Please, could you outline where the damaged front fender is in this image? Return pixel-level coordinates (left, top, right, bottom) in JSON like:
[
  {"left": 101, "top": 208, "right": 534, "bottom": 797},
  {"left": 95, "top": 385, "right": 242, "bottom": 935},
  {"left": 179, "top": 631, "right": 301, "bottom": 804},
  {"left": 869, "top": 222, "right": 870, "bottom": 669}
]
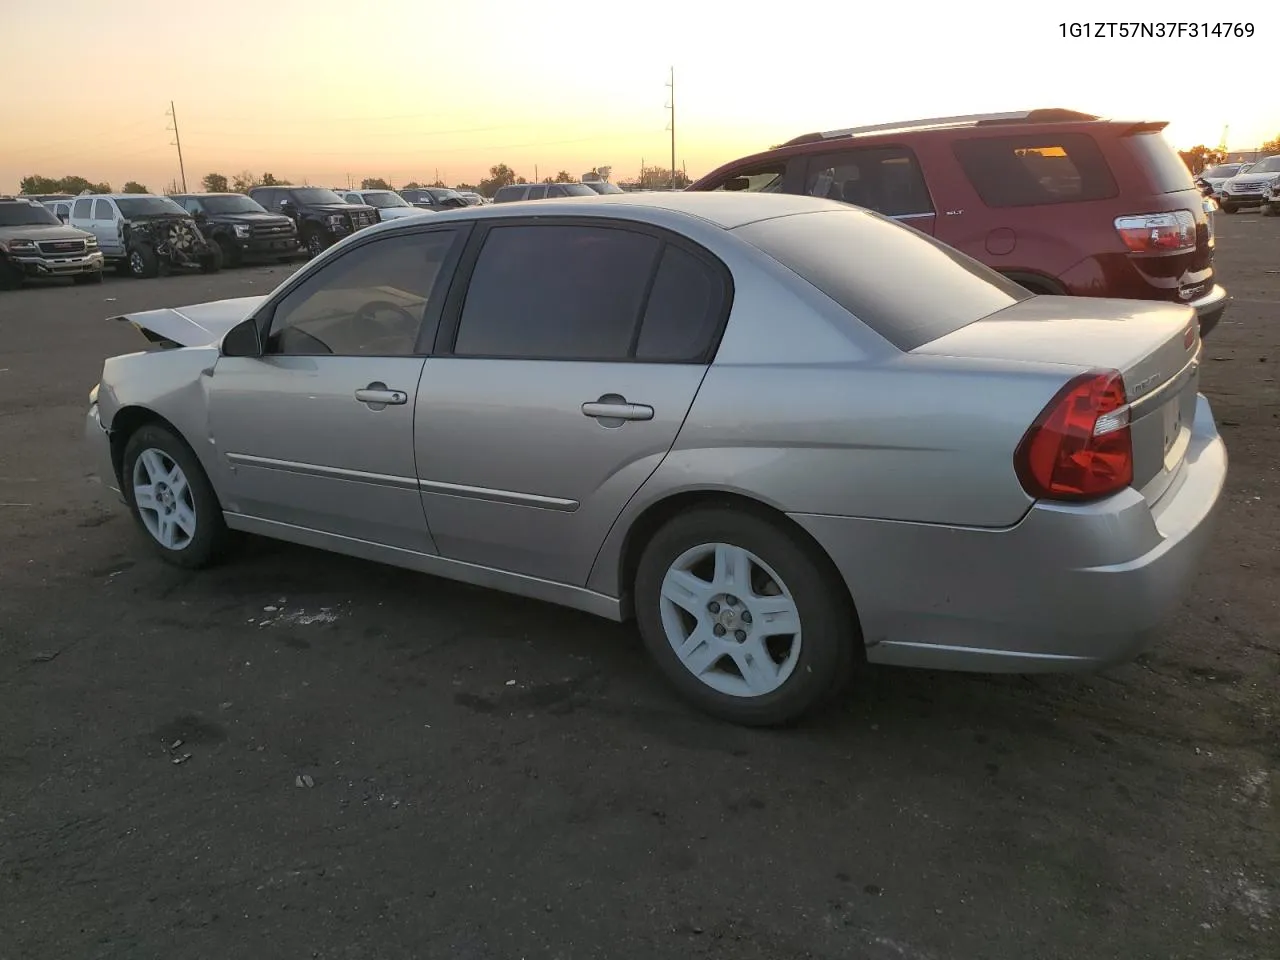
[{"left": 113, "top": 296, "right": 267, "bottom": 349}]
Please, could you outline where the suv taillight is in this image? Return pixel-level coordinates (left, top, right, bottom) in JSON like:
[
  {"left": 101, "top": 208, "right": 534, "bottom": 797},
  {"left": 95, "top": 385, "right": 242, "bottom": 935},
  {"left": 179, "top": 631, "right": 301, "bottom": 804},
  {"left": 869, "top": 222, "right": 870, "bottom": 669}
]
[
  {"left": 1014, "top": 371, "right": 1133, "bottom": 502},
  {"left": 1114, "top": 210, "right": 1197, "bottom": 254}
]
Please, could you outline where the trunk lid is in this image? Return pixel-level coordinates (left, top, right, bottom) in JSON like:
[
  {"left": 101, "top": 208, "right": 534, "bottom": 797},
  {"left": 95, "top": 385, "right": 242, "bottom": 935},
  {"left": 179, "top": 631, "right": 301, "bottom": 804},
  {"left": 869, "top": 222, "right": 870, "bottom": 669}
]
[{"left": 914, "top": 295, "right": 1202, "bottom": 504}]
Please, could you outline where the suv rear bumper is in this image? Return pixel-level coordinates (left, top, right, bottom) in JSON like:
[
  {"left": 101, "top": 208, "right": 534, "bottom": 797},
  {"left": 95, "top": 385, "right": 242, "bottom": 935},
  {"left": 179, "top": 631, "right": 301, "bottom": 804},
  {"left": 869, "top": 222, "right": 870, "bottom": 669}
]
[{"left": 1188, "top": 283, "right": 1228, "bottom": 337}]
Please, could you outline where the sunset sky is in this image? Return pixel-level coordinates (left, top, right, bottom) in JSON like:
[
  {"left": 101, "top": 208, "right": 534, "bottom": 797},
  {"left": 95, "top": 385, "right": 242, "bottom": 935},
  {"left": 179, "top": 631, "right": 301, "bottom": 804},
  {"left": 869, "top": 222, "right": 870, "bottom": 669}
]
[{"left": 3, "top": 0, "right": 1274, "bottom": 193}]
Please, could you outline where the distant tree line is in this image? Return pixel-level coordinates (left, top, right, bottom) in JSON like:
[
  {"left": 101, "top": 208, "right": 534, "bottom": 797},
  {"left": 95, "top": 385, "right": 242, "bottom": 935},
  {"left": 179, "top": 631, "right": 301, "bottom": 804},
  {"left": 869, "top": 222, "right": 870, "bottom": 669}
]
[{"left": 18, "top": 160, "right": 695, "bottom": 200}]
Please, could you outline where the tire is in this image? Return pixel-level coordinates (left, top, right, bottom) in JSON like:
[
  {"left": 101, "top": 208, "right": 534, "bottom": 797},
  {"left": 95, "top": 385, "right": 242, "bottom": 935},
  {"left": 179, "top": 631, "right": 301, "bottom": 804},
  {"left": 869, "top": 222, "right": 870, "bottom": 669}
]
[
  {"left": 1221, "top": 203, "right": 1238, "bottom": 214},
  {"left": 200, "top": 243, "right": 223, "bottom": 274},
  {"left": 633, "top": 506, "right": 858, "bottom": 727},
  {"left": 128, "top": 245, "right": 159, "bottom": 278},
  {"left": 0, "top": 258, "right": 23, "bottom": 291},
  {"left": 121, "top": 424, "right": 230, "bottom": 569},
  {"left": 73, "top": 270, "right": 104, "bottom": 285},
  {"left": 304, "top": 228, "right": 327, "bottom": 258},
  {"left": 217, "top": 237, "right": 242, "bottom": 268}
]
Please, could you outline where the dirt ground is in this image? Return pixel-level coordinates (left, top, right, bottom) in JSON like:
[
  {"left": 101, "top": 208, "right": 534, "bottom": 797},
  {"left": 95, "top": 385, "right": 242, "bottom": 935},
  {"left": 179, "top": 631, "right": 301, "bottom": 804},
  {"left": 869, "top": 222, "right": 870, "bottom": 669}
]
[{"left": 0, "top": 216, "right": 1276, "bottom": 960}]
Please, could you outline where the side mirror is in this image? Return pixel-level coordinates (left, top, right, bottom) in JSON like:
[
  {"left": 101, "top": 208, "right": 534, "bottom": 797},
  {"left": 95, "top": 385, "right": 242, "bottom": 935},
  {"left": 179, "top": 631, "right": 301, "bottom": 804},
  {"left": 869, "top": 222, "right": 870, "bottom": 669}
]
[
  {"left": 279, "top": 200, "right": 295, "bottom": 212},
  {"left": 221, "top": 317, "right": 263, "bottom": 358}
]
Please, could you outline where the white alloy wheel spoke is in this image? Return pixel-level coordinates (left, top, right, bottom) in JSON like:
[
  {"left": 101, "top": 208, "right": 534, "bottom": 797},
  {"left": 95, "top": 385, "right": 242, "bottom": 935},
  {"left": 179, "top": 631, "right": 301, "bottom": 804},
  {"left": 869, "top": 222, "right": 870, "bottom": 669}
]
[
  {"left": 167, "top": 467, "right": 189, "bottom": 498},
  {"left": 676, "top": 625, "right": 722, "bottom": 677},
  {"left": 712, "top": 544, "right": 753, "bottom": 596},
  {"left": 750, "top": 595, "right": 801, "bottom": 637},
  {"left": 173, "top": 503, "right": 197, "bottom": 537},
  {"left": 661, "top": 568, "right": 711, "bottom": 616},
  {"left": 133, "top": 484, "right": 159, "bottom": 512},
  {"left": 157, "top": 515, "right": 180, "bottom": 549},
  {"left": 731, "top": 640, "right": 779, "bottom": 695},
  {"left": 140, "top": 449, "right": 167, "bottom": 484}
]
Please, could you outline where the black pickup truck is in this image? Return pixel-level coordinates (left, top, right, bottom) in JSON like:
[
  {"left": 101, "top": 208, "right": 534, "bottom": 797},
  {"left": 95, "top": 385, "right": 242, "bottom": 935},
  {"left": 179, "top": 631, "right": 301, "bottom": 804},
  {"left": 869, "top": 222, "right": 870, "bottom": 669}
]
[
  {"left": 248, "top": 186, "right": 378, "bottom": 257},
  {"left": 171, "top": 193, "right": 302, "bottom": 266}
]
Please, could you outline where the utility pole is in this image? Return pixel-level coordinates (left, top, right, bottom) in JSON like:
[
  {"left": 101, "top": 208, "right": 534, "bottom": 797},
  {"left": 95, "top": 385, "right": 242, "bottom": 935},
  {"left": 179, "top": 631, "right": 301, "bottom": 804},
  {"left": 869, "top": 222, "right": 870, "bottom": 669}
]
[
  {"left": 665, "top": 67, "right": 675, "bottom": 189},
  {"left": 166, "top": 101, "right": 188, "bottom": 193}
]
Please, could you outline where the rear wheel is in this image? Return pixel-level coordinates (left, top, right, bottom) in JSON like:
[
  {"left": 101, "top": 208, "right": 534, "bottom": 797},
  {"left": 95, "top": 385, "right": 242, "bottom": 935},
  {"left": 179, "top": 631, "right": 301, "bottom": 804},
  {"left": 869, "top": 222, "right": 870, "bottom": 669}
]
[
  {"left": 633, "top": 506, "right": 858, "bottom": 726},
  {"left": 122, "top": 424, "right": 229, "bottom": 569}
]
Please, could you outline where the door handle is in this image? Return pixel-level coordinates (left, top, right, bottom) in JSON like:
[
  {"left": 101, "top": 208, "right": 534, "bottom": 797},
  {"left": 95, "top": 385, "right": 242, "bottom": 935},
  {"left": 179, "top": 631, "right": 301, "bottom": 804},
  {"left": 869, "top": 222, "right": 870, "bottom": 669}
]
[
  {"left": 355, "top": 382, "right": 408, "bottom": 407},
  {"left": 582, "top": 399, "right": 654, "bottom": 422}
]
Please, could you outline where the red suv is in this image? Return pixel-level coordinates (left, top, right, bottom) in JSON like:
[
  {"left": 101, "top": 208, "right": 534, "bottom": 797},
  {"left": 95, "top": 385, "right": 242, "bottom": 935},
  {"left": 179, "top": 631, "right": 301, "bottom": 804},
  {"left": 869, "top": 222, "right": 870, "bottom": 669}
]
[{"left": 689, "top": 108, "right": 1228, "bottom": 335}]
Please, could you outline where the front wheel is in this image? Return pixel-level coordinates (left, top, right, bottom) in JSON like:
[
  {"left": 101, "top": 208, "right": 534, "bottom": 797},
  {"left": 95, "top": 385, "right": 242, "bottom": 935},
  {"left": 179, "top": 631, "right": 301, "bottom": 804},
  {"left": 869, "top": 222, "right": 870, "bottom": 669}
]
[
  {"left": 1221, "top": 203, "right": 1238, "bottom": 214},
  {"left": 304, "top": 229, "right": 327, "bottom": 258},
  {"left": 200, "top": 243, "right": 223, "bottom": 274},
  {"left": 634, "top": 506, "right": 858, "bottom": 726},
  {"left": 0, "top": 258, "right": 23, "bottom": 291},
  {"left": 128, "top": 245, "right": 159, "bottom": 278},
  {"left": 122, "top": 424, "right": 230, "bottom": 569}
]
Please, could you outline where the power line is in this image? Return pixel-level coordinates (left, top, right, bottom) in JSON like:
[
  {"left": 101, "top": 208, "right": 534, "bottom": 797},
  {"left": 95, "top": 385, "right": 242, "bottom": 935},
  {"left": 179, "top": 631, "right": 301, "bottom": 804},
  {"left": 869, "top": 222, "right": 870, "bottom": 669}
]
[{"left": 166, "top": 101, "right": 188, "bottom": 193}]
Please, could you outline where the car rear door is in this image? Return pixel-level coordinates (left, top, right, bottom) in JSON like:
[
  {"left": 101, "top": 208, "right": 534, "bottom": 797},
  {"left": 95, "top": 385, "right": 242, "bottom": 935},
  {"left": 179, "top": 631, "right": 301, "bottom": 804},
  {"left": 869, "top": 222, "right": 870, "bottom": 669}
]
[
  {"left": 91, "top": 198, "right": 123, "bottom": 255},
  {"left": 414, "top": 217, "right": 732, "bottom": 586},
  {"left": 205, "top": 224, "right": 467, "bottom": 552}
]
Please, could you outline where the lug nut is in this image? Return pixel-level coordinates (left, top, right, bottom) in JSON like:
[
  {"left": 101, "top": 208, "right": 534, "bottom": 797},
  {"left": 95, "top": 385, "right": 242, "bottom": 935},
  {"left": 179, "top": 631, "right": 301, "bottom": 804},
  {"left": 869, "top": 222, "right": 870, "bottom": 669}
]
[
  {"left": 708, "top": 601, "right": 720, "bottom": 614},
  {"left": 713, "top": 624, "right": 726, "bottom": 637},
  {"left": 741, "top": 611, "right": 752, "bottom": 624},
  {"left": 734, "top": 629, "right": 746, "bottom": 642},
  {"left": 725, "top": 595, "right": 739, "bottom": 607}
]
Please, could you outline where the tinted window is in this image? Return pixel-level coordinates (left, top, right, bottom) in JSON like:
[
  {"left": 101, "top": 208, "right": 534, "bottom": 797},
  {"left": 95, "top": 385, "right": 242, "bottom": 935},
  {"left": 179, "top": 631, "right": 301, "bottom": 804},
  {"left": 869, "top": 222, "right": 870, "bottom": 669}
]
[
  {"left": 73, "top": 199, "right": 91, "bottom": 219},
  {"left": 0, "top": 202, "right": 59, "bottom": 226},
  {"left": 710, "top": 164, "right": 786, "bottom": 193},
  {"left": 493, "top": 186, "right": 525, "bottom": 203},
  {"left": 804, "top": 147, "right": 933, "bottom": 217},
  {"left": 733, "top": 209, "right": 1031, "bottom": 352},
  {"left": 116, "top": 197, "right": 187, "bottom": 217},
  {"left": 560, "top": 183, "right": 597, "bottom": 197},
  {"left": 93, "top": 199, "right": 115, "bottom": 220},
  {"left": 1126, "top": 132, "right": 1199, "bottom": 194},
  {"left": 287, "top": 188, "right": 346, "bottom": 205},
  {"left": 526, "top": 185, "right": 548, "bottom": 200},
  {"left": 454, "top": 224, "right": 660, "bottom": 360},
  {"left": 634, "top": 245, "right": 726, "bottom": 362},
  {"left": 267, "top": 230, "right": 460, "bottom": 357},
  {"left": 953, "top": 133, "right": 1118, "bottom": 207}
]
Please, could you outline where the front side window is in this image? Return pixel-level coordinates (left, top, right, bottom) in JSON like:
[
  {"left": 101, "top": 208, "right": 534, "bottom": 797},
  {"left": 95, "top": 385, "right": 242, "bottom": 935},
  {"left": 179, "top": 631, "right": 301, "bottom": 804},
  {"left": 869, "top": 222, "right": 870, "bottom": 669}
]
[
  {"left": 804, "top": 147, "right": 933, "bottom": 217},
  {"left": 266, "top": 230, "right": 460, "bottom": 357},
  {"left": 709, "top": 163, "right": 787, "bottom": 193},
  {"left": 453, "top": 224, "right": 660, "bottom": 360},
  {"left": 953, "top": 133, "right": 1118, "bottom": 207}
]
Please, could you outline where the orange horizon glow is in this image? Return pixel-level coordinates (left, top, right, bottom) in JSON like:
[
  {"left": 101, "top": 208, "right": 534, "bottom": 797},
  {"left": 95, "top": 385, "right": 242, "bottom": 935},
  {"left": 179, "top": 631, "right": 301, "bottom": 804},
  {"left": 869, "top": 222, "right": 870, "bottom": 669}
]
[{"left": 3, "top": 0, "right": 1274, "bottom": 194}]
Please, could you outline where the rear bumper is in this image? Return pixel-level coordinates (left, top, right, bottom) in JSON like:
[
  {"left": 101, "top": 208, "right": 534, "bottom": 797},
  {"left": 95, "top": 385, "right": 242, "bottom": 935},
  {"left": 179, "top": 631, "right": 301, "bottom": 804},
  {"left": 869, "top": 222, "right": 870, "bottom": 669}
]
[
  {"left": 11, "top": 251, "right": 104, "bottom": 277},
  {"left": 790, "top": 394, "right": 1227, "bottom": 673},
  {"left": 1189, "top": 283, "right": 1229, "bottom": 337}
]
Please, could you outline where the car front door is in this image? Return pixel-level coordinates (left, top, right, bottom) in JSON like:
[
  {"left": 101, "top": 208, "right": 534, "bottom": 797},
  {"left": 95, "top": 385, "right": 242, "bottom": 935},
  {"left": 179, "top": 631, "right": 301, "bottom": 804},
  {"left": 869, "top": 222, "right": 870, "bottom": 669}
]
[
  {"left": 205, "top": 224, "right": 467, "bottom": 552},
  {"left": 414, "top": 218, "right": 731, "bottom": 586},
  {"left": 92, "top": 198, "right": 124, "bottom": 255}
]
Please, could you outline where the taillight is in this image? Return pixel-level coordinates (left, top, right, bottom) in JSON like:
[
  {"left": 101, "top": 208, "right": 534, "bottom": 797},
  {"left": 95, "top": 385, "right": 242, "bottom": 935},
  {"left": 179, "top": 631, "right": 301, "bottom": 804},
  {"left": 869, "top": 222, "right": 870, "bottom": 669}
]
[
  {"left": 1114, "top": 210, "right": 1197, "bottom": 254},
  {"left": 1014, "top": 370, "right": 1133, "bottom": 502}
]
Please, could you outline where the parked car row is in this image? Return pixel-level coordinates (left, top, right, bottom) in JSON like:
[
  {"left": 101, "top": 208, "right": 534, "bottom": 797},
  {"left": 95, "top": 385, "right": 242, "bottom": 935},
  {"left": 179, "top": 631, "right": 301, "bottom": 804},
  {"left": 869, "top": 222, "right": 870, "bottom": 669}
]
[
  {"left": 1207, "top": 155, "right": 1280, "bottom": 214},
  {"left": 686, "top": 107, "right": 1231, "bottom": 336}
]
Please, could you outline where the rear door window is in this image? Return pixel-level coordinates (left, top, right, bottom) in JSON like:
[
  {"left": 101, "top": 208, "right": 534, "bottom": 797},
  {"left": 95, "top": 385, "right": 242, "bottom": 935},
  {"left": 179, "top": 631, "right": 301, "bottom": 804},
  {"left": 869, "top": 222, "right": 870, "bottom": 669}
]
[
  {"left": 93, "top": 199, "right": 115, "bottom": 220},
  {"left": 526, "top": 185, "right": 548, "bottom": 200},
  {"left": 72, "top": 199, "right": 91, "bottom": 219},
  {"left": 952, "top": 133, "right": 1118, "bottom": 207},
  {"left": 803, "top": 147, "right": 933, "bottom": 217}
]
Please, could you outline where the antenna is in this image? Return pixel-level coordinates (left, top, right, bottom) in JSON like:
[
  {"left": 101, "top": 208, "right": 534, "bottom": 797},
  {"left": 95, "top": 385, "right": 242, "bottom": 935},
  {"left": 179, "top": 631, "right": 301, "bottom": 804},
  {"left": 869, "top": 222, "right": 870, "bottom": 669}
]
[
  {"left": 165, "top": 101, "right": 188, "bottom": 193},
  {"left": 664, "top": 68, "right": 676, "bottom": 188}
]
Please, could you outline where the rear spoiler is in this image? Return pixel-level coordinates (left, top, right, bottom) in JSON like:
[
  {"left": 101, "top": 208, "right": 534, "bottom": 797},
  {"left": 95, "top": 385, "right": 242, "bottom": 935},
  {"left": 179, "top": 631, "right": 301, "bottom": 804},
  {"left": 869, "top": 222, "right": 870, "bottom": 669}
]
[{"left": 1121, "top": 120, "right": 1170, "bottom": 137}]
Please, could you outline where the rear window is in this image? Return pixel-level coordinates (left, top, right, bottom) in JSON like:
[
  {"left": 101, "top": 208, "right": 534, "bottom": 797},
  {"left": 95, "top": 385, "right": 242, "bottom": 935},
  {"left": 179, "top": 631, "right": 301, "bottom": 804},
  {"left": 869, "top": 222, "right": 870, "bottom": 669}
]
[
  {"left": 732, "top": 209, "right": 1031, "bottom": 352},
  {"left": 1125, "top": 132, "right": 1198, "bottom": 194},
  {"left": 953, "top": 133, "right": 1118, "bottom": 207}
]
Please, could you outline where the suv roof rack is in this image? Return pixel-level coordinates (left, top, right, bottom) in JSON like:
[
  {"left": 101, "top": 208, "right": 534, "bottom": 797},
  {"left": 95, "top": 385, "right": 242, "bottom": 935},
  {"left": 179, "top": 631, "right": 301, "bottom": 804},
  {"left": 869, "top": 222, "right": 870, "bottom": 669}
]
[{"left": 779, "top": 108, "right": 1101, "bottom": 147}]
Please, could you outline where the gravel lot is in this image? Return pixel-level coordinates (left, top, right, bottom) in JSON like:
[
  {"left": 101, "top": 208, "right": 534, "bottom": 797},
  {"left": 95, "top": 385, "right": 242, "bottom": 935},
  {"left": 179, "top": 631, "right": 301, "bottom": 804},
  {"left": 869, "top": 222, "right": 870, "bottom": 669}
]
[{"left": 1, "top": 216, "right": 1276, "bottom": 960}]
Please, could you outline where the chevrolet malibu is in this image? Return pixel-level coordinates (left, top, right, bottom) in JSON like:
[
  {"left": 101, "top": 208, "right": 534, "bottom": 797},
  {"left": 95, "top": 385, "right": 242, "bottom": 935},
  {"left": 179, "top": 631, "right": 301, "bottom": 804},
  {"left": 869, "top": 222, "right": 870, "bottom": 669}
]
[{"left": 84, "top": 192, "right": 1227, "bottom": 726}]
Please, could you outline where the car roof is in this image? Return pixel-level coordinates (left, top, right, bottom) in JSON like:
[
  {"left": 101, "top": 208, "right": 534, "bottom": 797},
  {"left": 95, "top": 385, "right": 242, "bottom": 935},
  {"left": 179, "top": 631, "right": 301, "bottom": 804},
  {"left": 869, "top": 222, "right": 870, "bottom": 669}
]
[{"left": 356, "top": 191, "right": 848, "bottom": 233}]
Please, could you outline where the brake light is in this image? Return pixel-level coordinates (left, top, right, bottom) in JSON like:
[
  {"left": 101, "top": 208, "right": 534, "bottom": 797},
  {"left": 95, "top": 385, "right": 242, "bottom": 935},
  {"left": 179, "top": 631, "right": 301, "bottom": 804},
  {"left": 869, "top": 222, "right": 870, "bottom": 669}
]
[
  {"left": 1114, "top": 210, "right": 1197, "bottom": 254},
  {"left": 1014, "top": 370, "right": 1133, "bottom": 502}
]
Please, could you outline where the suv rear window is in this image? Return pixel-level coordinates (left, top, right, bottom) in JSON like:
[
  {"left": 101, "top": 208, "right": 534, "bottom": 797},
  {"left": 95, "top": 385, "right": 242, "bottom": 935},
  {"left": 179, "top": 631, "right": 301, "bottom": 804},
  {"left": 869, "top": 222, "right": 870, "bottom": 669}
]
[
  {"left": 1125, "top": 132, "right": 1199, "bottom": 194},
  {"left": 732, "top": 209, "right": 1030, "bottom": 352},
  {"left": 952, "top": 133, "right": 1118, "bottom": 207}
]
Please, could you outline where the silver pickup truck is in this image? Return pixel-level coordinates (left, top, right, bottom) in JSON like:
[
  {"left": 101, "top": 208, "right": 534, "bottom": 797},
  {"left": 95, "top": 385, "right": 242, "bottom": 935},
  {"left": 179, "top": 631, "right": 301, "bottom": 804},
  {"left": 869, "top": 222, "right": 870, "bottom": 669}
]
[{"left": 0, "top": 196, "right": 104, "bottom": 288}]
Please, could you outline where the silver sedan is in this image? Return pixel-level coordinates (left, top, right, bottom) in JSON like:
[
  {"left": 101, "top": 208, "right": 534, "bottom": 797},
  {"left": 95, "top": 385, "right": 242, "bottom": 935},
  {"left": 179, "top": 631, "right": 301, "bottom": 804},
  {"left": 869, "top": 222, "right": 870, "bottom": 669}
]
[{"left": 84, "top": 192, "right": 1228, "bottom": 726}]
